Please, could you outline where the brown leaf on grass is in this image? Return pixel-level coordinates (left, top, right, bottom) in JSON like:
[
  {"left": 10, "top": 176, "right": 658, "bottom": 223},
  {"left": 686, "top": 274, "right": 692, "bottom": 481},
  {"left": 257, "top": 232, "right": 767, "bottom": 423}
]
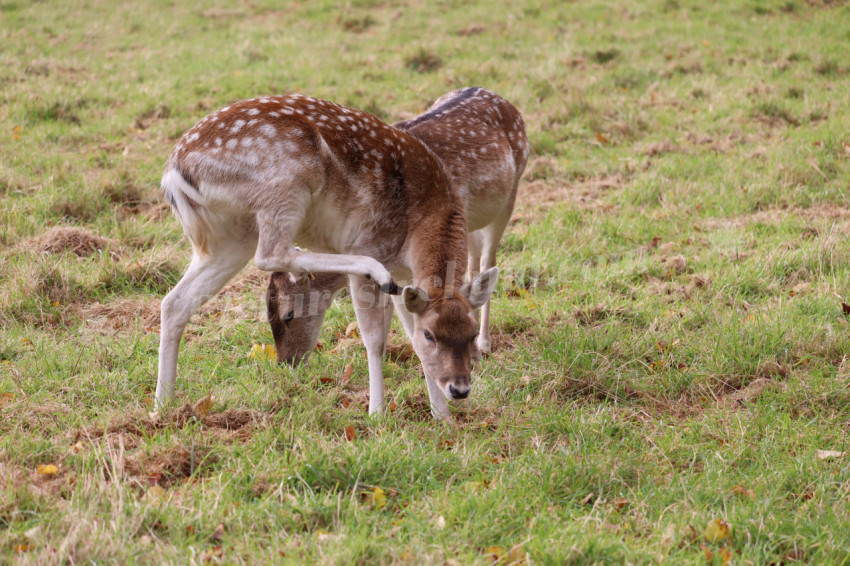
[
  {"left": 344, "top": 425, "right": 356, "bottom": 441},
  {"left": 842, "top": 302, "right": 850, "bottom": 315},
  {"left": 456, "top": 24, "right": 486, "bottom": 36},
  {"left": 815, "top": 449, "right": 844, "bottom": 460},
  {"left": 210, "top": 523, "right": 224, "bottom": 542},
  {"left": 341, "top": 364, "right": 354, "bottom": 386},
  {"left": 200, "top": 545, "right": 224, "bottom": 563},
  {"left": 777, "top": 549, "right": 805, "bottom": 563},
  {"left": 613, "top": 497, "right": 629, "bottom": 509},
  {"left": 595, "top": 132, "right": 610, "bottom": 144},
  {"left": 581, "top": 492, "right": 595, "bottom": 505},
  {"left": 0, "top": 392, "right": 14, "bottom": 406},
  {"left": 729, "top": 485, "right": 755, "bottom": 499},
  {"left": 13, "top": 544, "right": 34, "bottom": 554}
]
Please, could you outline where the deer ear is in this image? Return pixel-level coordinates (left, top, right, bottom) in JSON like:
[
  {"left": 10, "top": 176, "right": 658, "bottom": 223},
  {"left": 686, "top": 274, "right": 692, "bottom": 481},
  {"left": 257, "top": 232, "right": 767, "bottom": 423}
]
[
  {"left": 462, "top": 266, "right": 499, "bottom": 308},
  {"left": 402, "top": 286, "right": 429, "bottom": 314}
]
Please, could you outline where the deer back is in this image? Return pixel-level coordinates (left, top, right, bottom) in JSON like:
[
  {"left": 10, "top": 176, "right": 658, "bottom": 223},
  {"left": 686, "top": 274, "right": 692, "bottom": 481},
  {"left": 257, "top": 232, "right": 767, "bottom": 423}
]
[{"left": 393, "top": 87, "right": 529, "bottom": 231}]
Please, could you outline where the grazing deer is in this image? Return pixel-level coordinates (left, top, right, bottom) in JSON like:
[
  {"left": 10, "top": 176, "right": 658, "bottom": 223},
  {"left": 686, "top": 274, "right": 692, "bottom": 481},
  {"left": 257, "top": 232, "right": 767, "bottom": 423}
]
[
  {"left": 155, "top": 93, "right": 500, "bottom": 420},
  {"left": 268, "top": 87, "right": 528, "bottom": 370}
]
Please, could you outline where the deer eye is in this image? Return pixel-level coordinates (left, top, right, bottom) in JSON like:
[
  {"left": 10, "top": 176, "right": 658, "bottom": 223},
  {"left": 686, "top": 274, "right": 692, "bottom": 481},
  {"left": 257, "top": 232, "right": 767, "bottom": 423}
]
[
  {"left": 284, "top": 310, "right": 295, "bottom": 322},
  {"left": 423, "top": 330, "right": 435, "bottom": 343}
]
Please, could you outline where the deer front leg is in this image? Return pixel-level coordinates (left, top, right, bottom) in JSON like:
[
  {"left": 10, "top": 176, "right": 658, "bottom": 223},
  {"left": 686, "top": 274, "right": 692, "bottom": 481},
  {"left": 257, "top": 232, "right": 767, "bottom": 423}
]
[
  {"left": 349, "top": 275, "right": 394, "bottom": 415},
  {"left": 390, "top": 294, "right": 452, "bottom": 422}
]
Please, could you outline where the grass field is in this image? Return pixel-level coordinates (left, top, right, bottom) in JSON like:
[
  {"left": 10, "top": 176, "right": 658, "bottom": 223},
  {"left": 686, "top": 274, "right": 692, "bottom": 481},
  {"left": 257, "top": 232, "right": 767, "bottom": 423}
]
[{"left": 2, "top": 0, "right": 850, "bottom": 563}]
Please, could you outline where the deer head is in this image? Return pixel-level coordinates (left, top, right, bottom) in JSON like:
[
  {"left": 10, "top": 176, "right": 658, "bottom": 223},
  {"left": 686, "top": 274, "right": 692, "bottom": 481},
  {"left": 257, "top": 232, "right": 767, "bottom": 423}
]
[
  {"left": 401, "top": 267, "right": 499, "bottom": 399},
  {"left": 266, "top": 271, "right": 347, "bottom": 365}
]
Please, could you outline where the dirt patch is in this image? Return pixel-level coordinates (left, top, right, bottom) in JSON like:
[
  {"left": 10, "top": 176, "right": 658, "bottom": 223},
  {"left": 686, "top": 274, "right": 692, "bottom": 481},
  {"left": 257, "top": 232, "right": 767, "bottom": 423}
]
[
  {"left": 79, "top": 298, "right": 161, "bottom": 333},
  {"left": 124, "top": 442, "right": 217, "bottom": 488},
  {"left": 574, "top": 305, "right": 634, "bottom": 326},
  {"left": 716, "top": 377, "right": 787, "bottom": 410},
  {"left": 516, "top": 175, "right": 623, "bottom": 214},
  {"left": 75, "top": 405, "right": 266, "bottom": 447},
  {"left": 22, "top": 226, "right": 120, "bottom": 259},
  {"left": 700, "top": 204, "right": 850, "bottom": 231},
  {"left": 0, "top": 461, "right": 75, "bottom": 501}
]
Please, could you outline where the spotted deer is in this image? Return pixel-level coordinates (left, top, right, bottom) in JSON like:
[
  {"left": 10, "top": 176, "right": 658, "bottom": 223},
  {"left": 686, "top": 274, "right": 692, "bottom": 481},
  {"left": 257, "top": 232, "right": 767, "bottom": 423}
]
[
  {"left": 268, "top": 87, "right": 528, "bottom": 370},
  {"left": 155, "top": 93, "right": 499, "bottom": 420}
]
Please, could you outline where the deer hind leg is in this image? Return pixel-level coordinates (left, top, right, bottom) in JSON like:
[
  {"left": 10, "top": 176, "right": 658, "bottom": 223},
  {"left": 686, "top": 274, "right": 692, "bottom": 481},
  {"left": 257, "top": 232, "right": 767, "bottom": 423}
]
[
  {"left": 476, "top": 209, "right": 513, "bottom": 354},
  {"left": 253, "top": 210, "right": 399, "bottom": 293},
  {"left": 349, "top": 275, "right": 394, "bottom": 415},
  {"left": 156, "top": 237, "right": 256, "bottom": 407}
]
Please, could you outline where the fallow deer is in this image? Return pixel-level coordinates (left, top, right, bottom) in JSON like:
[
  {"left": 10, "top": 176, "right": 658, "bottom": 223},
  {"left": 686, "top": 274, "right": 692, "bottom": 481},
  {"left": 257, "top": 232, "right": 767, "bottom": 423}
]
[
  {"left": 155, "top": 93, "right": 499, "bottom": 420},
  {"left": 267, "top": 88, "right": 528, "bottom": 376}
]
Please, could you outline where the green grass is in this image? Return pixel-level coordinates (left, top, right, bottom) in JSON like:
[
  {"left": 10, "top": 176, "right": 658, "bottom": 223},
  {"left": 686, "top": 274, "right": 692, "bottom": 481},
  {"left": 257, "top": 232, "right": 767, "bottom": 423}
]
[{"left": 2, "top": 0, "right": 850, "bottom": 563}]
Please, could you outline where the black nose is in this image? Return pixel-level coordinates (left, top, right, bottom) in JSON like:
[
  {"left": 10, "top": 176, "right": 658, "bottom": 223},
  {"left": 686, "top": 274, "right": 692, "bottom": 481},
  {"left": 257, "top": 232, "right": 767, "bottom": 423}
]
[{"left": 448, "top": 384, "right": 469, "bottom": 399}]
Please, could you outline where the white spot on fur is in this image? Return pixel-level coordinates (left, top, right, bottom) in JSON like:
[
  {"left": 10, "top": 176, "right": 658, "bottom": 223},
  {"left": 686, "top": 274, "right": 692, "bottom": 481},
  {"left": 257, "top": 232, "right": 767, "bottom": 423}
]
[
  {"left": 226, "top": 139, "right": 237, "bottom": 149},
  {"left": 247, "top": 108, "right": 260, "bottom": 116},
  {"left": 215, "top": 138, "right": 222, "bottom": 146}
]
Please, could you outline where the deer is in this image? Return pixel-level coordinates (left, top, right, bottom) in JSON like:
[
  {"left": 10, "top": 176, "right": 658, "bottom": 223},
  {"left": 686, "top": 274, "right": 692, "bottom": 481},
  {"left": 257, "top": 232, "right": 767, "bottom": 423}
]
[
  {"left": 155, "top": 92, "right": 503, "bottom": 421},
  {"left": 267, "top": 88, "right": 528, "bottom": 374}
]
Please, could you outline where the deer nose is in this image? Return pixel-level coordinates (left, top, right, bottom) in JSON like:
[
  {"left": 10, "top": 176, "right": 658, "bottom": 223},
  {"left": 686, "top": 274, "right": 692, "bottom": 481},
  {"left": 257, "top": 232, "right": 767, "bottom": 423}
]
[{"left": 448, "top": 384, "right": 469, "bottom": 399}]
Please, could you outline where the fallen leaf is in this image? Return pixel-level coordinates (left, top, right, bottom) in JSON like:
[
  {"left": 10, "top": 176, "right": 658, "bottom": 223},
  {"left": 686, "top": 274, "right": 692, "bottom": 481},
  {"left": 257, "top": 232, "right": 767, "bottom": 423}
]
[
  {"left": 344, "top": 425, "right": 356, "bottom": 441},
  {"left": 200, "top": 545, "right": 223, "bottom": 563},
  {"left": 210, "top": 523, "right": 225, "bottom": 542},
  {"left": 341, "top": 364, "right": 354, "bottom": 386},
  {"left": 484, "top": 546, "right": 505, "bottom": 561},
  {"left": 718, "top": 545, "right": 734, "bottom": 564},
  {"left": 389, "top": 400, "right": 397, "bottom": 411},
  {"left": 729, "top": 484, "right": 755, "bottom": 499},
  {"left": 781, "top": 549, "right": 805, "bottom": 562},
  {"left": 462, "top": 481, "right": 487, "bottom": 494},
  {"left": 703, "top": 518, "right": 731, "bottom": 543},
  {"left": 248, "top": 343, "right": 276, "bottom": 362},
  {"left": 435, "top": 515, "right": 446, "bottom": 529},
  {"left": 842, "top": 302, "right": 850, "bottom": 315},
  {"left": 193, "top": 393, "right": 215, "bottom": 418},
  {"left": 318, "top": 376, "right": 335, "bottom": 385},
  {"left": 581, "top": 492, "right": 595, "bottom": 505},
  {"left": 36, "top": 464, "right": 58, "bottom": 476},
  {"left": 0, "top": 392, "right": 13, "bottom": 406},
  {"left": 345, "top": 321, "right": 359, "bottom": 338},
  {"left": 613, "top": 497, "right": 629, "bottom": 510},
  {"left": 13, "top": 544, "right": 33, "bottom": 553},
  {"left": 596, "top": 132, "right": 609, "bottom": 144},
  {"left": 816, "top": 449, "right": 844, "bottom": 460},
  {"left": 186, "top": 524, "right": 196, "bottom": 537},
  {"left": 362, "top": 487, "right": 388, "bottom": 510}
]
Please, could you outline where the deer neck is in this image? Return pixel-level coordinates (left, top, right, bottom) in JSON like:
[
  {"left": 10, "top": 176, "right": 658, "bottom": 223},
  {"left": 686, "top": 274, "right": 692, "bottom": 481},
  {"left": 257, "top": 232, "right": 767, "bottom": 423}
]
[{"left": 407, "top": 195, "right": 468, "bottom": 299}]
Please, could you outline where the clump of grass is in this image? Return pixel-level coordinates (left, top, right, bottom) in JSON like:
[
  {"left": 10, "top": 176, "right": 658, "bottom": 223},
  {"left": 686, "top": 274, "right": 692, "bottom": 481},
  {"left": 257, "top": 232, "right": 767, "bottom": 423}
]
[
  {"left": 591, "top": 48, "right": 619, "bottom": 64},
  {"left": 751, "top": 100, "right": 799, "bottom": 126},
  {"left": 404, "top": 48, "right": 442, "bottom": 73},
  {"left": 339, "top": 14, "right": 376, "bottom": 33}
]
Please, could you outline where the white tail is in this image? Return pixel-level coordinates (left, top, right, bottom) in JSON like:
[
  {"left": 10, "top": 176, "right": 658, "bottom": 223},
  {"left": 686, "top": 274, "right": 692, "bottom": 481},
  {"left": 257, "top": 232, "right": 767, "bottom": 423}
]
[
  {"left": 268, "top": 87, "right": 528, "bottom": 378},
  {"left": 156, "top": 93, "right": 499, "bottom": 420}
]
